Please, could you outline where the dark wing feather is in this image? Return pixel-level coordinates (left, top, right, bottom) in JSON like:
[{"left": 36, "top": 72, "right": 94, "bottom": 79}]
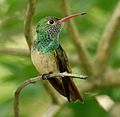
[
  {"left": 56, "top": 45, "right": 83, "bottom": 102},
  {"left": 56, "top": 45, "right": 71, "bottom": 101}
]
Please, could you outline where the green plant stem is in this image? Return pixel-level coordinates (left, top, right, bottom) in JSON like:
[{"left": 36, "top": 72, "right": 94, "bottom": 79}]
[
  {"left": 24, "top": 0, "right": 36, "bottom": 50},
  {"left": 95, "top": 1, "right": 120, "bottom": 77}
]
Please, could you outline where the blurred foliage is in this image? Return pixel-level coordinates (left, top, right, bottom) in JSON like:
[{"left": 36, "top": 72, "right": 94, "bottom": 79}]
[
  {"left": 56, "top": 98, "right": 108, "bottom": 117},
  {"left": 0, "top": 0, "right": 120, "bottom": 117}
]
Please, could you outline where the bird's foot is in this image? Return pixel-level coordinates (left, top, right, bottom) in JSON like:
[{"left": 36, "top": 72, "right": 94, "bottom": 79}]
[{"left": 42, "top": 72, "right": 52, "bottom": 80}]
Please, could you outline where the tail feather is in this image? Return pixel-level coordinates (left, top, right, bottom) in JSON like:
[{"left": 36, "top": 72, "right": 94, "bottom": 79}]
[
  {"left": 48, "top": 77, "right": 83, "bottom": 102},
  {"left": 69, "top": 78, "right": 83, "bottom": 102},
  {"left": 62, "top": 77, "right": 70, "bottom": 102},
  {"left": 53, "top": 45, "right": 83, "bottom": 102},
  {"left": 48, "top": 78, "right": 66, "bottom": 97}
]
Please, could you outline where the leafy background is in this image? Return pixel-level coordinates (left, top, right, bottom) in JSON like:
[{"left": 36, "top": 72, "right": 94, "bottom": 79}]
[{"left": 0, "top": 0, "right": 120, "bottom": 117}]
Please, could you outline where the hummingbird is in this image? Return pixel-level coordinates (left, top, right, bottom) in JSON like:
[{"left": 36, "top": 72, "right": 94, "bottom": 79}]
[{"left": 31, "top": 13, "right": 85, "bottom": 102}]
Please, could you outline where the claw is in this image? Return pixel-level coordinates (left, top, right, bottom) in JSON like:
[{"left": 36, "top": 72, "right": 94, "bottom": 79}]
[
  {"left": 42, "top": 72, "right": 53, "bottom": 80},
  {"left": 42, "top": 74, "right": 50, "bottom": 80}
]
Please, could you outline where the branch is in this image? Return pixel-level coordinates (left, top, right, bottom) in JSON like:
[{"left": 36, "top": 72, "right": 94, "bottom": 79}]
[
  {"left": 95, "top": 1, "right": 120, "bottom": 76},
  {"left": 61, "top": 0, "right": 95, "bottom": 77},
  {"left": 24, "top": 0, "right": 36, "bottom": 50},
  {"left": 42, "top": 72, "right": 87, "bottom": 80},
  {"left": 14, "top": 76, "right": 41, "bottom": 117},
  {"left": 14, "top": 72, "right": 86, "bottom": 117},
  {"left": 0, "top": 48, "right": 29, "bottom": 57}
]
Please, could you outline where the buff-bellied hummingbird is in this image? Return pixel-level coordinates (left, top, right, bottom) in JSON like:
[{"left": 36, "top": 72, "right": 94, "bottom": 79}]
[{"left": 31, "top": 13, "right": 86, "bottom": 102}]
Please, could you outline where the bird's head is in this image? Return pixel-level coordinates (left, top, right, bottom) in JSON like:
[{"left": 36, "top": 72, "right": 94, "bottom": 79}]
[
  {"left": 36, "top": 16, "right": 63, "bottom": 38},
  {"left": 35, "top": 13, "right": 86, "bottom": 53},
  {"left": 36, "top": 12, "right": 86, "bottom": 38}
]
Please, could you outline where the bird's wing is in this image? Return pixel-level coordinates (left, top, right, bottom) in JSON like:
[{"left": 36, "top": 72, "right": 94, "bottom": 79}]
[{"left": 56, "top": 45, "right": 83, "bottom": 102}]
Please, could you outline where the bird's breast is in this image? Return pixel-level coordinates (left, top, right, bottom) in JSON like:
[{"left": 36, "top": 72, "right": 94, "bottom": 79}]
[{"left": 31, "top": 49, "right": 59, "bottom": 74}]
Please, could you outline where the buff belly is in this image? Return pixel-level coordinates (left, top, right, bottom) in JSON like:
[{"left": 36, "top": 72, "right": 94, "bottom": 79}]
[{"left": 31, "top": 49, "right": 59, "bottom": 74}]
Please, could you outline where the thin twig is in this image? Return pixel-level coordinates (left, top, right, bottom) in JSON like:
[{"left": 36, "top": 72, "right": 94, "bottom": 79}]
[
  {"left": 43, "top": 72, "right": 87, "bottom": 80},
  {"left": 14, "top": 72, "right": 86, "bottom": 117},
  {"left": 61, "top": 0, "right": 95, "bottom": 77},
  {"left": 24, "top": 0, "right": 36, "bottom": 50},
  {"left": 95, "top": 1, "right": 120, "bottom": 76},
  {"left": 0, "top": 48, "right": 29, "bottom": 57}
]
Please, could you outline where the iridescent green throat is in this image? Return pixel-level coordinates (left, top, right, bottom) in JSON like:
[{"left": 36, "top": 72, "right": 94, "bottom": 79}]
[{"left": 34, "top": 28, "right": 60, "bottom": 53}]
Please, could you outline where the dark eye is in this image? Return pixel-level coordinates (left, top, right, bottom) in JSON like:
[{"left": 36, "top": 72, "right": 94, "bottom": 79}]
[{"left": 48, "top": 20, "right": 55, "bottom": 25}]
